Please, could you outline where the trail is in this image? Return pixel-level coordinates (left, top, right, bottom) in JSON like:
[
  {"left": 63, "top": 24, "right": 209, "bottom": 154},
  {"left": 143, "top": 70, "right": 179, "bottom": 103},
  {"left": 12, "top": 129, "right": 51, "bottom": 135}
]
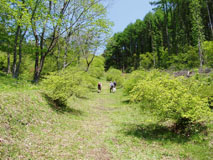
[{"left": 72, "top": 81, "right": 119, "bottom": 160}]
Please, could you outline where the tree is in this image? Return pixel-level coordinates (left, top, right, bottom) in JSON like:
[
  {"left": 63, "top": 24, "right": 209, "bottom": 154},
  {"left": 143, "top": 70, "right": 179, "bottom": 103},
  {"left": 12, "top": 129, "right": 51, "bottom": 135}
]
[
  {"left": 29, "top": 0, "right": 110, "bottom": 83},
  {"left": 190, "top": 0, "right": 205, "bottom": 68}
]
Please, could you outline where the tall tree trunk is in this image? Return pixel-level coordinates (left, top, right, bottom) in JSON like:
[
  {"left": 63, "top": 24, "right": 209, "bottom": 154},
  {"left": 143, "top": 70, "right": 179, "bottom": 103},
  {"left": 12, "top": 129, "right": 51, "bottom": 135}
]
[
  {"left": 33, "top": 53, "right": 46, "bottom": 83},
  {"left": 198, "top": 39, "right": 204, "bottom": 68},
  {"left": 12, "top": 25, "right": 20, "bottom": 78},
  {"left": 206, "top": 0, "right": 213, "bottom": 39},
  {"left": 7, "top": 52, "right": 11, "bottom": 74},
  {"left": 33, "top": 51, "right": 40, "bottom": 83},
  {"left": 57, "top": 44, "right": 61, "bottom": 71},
  {"left": 162, "top": 0, "right": 170, "bottom": 53},
  {"left": 32, "top": 33, "right": 40, "bottom": 83},
  {"left": 63, "top": 42, "right": 69, "bottom": 69},
  {"left": 85, "top": 54, "right": 95, "bottom": 72},
  {"left": 63, "top": 32, "right": 71, "bottom": 69},
  {"left": 14, "top": 29, "right": 27, "bottom": 78}
]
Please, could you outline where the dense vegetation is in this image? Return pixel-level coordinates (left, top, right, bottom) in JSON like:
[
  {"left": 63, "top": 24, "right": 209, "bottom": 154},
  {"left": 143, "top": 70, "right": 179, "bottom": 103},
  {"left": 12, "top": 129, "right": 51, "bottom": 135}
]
[
  {"left": 124, "top": 70, "right": 213, "bottom": 130},
  {"left": 104, "top": 0, "right": 213, "bottom": 71}
]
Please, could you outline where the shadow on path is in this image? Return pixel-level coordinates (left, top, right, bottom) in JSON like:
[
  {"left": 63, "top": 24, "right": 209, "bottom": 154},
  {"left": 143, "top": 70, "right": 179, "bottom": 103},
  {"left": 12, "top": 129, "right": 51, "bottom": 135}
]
[
  {"left": 43, "top": 94, "right": 83, "bottom": 115},
  {"left": 122, "top": 123, "right": 192, "bottom": 144}
]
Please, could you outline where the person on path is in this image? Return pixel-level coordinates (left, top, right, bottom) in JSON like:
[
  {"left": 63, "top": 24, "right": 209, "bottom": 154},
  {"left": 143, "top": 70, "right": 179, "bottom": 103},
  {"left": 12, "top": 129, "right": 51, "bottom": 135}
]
[
  {"left": 112, "top": 81, "right": 116, "bottom": 93},
  {"left": 113, "top": 81, "right": 117, "bottom": 88},
  {"left": 110, "top": 81, "right": 114, "bottom": 93},
  {"left": 98, "top": 82, "right": 102, "bottom": 93}
]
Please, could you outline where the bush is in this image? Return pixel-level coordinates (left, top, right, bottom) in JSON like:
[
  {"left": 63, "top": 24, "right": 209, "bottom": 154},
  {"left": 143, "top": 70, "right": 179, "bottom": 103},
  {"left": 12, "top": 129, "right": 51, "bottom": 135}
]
[
  {"left": 88, "top": 56, "right": 105, "bottom": 79},
  {"left": 139, "top": 52, "right": 155, "bottom": 69},
  {"left": 106, "top": 68, "right": 124, "bottom": 87},
  {"left": 123, "top": 69, "right": 168, "bottom": 94},
  {"left": 0, "top": 51, "right": 7, "bottom": 71},
  {"left": 41, "top": 67, "right": 97, "bottom": 107},
  {"left": 129, "top": 70, "right": 212, "bottom": 125},
  {"left": 123, "top": 70, "right": 146, "bottom": 94},
  {"left": 169, "top": 46, "right": 199, "bottom": 70},
  {"left": 191, "top": 73, "right": 213, "bottom": 109},
  {"left": 203, "top": 41, "right": 213, "bottom": 68}
]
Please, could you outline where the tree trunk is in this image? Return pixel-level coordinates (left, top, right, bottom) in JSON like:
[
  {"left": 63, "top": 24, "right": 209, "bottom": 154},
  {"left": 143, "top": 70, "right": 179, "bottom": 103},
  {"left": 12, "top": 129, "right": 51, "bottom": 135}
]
[
  {"left": 33, "top": 53, "right": 46, "bottom": 83},
  {"left": 14, "top": 36, "right": 23, "bottom": 78},
  {"left": 33, "top": 50, "right": 40, "bottom": 83},
  {"left": 85, "top": 54, "right": 95, "bottom": 72},
  {"left": 57, "top": 44, "right": 61, "bottom": 71},
  {"left": 162, "top": 0, "right": 170, "bottom": 53},
  {"left": 63, "top": 44, "right": 68, "bottom": 69},
  {"left": 198, "top": 39, "right": 204, "bottom": 68},
  {"left": 7, "top": 52, "right": 11, "bottom": 74},
  {"left": 206, "top": 0, "right": 213, "bottom": 39},
  {"left": 14, "top": 29, "right": 27, "bottom": 78},
  {"left": 12, "top": 25, "right": 20, "bottom": 77}
]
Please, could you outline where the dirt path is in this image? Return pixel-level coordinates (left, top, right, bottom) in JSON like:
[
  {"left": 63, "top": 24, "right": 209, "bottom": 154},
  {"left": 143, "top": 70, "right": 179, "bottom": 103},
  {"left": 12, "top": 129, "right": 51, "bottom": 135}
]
[{"left": 75, "top": 81, "right": 117, "bottom": 160}]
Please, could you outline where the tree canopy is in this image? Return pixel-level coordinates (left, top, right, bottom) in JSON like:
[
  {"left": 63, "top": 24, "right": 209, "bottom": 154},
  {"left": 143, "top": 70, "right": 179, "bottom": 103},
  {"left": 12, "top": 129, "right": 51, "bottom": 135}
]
[{"left": 104, "top": 0, "right": 213, "bottom": 72}]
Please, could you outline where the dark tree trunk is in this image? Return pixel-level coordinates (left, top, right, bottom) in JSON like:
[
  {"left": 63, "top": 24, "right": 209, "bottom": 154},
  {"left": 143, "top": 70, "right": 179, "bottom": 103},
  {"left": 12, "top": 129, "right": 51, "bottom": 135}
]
[
  {"left": 85, "top": 54, "right": 95, "bottom": 72},
  {"left": 12, "top": 25, "right": 20, "bottom": 77},
  {"left": 206, "top": 0, "right": 213, "bottom": 39},
  {"left": 33, "top": 53, "right": 46, "bottom": 83},
  {"left": 14, "top": 29, "right": 27, "bottom": 78},
  {"left": 198, "top": 39, "right": 204, "bottom": 68},
  {"left": 162, "top": 0, "right": 170, "bottom": 53},
  {"left": 7, "top": 52, "right": 11, "bottom": 74},
  {"left": 57, "top": 44, "right": 61, "bottom": 71}
]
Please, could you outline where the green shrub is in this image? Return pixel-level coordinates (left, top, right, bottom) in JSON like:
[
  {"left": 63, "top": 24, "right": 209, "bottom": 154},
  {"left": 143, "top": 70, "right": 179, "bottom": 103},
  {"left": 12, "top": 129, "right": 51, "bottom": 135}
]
[
  {"left": 139, "top": 52, "right": 155, "bottom": 69},
  {"left": 123, "top": 70, "right": 146, "bottom": 94},
  {"left": 123, "top": 69, "right": 168, "bottom": 94},
  {"left": 106, "top": 68, "right": 124, "bottom": 87},
  {"left": 129, "top": 71, "right": 212, "bottom": 125},
  {"left": 0, "top": 51, "right": 7, "bottom": 71},
  {"left": 168, "top": 46, "right": 199, "bottom": 70},
  {"left": 191, "top": 73, "right": 213, "bottom": 109},
  {"left": 88, "top": 56, "right": 105, "bottom": 79},
  {"left": 41, "top": 67, "right": 97, "bottom": 106},
  {"left": 203, "top": 41, "right": 213, "bottom": 68}
]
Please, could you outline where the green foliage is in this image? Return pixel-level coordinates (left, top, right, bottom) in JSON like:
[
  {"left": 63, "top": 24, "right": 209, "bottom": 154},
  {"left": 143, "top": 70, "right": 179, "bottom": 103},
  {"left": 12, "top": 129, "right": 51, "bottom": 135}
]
[
  {"left": 139, "top": 52, "right": 154, "bottom": 69},
  {"left": 0, "top": 51, "right": 7, "bottom": 71},
  {"left": 106, "top": 68, "right": 124, "bottom": 87},
  {"left": 169, "top": 46, "right": 200, "bottom": 70},
  {"left": 128, "top": 70, "right": 212, "bottom": 124},
  {"left": 191, "top": 73, "right": 213, "bottom": 109},
  {"left": 190, "top": 0, "right": 205, "bottom": 46},
  {"left": 123, "top": 69, "right": 166, "bottom": 94},
  {"left": 41, "top": 67, "right": 97, "bottom": 107},
  {"left": 42, "top": 55, "right": 58, "bottom": 75},
  {"left": 88, "top": 56, "right": 105, "bottom": 79},
  {"left": 203, "top": 41, "right": 213, "bottom": 67},
  {"left": 123, "top": 70, "right": 146, "bottom": 94}
]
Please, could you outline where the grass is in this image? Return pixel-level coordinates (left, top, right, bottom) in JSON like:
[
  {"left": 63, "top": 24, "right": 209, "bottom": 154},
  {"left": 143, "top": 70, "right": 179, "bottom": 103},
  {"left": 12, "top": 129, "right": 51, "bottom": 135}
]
[{"left": 0, "top": 73, "right": 212, "bottom": 159}]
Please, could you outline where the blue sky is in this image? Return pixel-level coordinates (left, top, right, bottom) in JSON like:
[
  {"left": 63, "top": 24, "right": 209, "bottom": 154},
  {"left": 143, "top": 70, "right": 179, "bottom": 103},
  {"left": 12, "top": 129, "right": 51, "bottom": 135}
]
[{"left": 107, "top": 0, "right": 153, "bottom": 34}]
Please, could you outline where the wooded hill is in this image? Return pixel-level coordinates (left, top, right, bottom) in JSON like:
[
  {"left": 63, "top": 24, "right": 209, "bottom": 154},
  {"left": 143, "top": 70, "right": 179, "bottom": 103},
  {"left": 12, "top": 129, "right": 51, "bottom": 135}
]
[{"left": 104, "top": 0, "right": 213, "bottom": 72}]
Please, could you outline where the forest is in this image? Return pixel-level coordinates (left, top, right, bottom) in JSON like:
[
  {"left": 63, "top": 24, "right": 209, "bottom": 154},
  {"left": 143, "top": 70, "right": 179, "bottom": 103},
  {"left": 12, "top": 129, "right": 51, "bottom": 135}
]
[
  {"left": 104, "top": 0, "right": 213, "bottom": 72},
  {"left": 0, "top": 0, "right": 213, "bottom": 159}
]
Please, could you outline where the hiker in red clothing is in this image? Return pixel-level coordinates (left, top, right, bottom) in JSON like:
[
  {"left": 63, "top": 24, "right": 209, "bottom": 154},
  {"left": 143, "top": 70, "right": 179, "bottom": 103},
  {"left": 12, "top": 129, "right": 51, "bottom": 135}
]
[{"left": 98, "top": 82, "right": 102, "bottom": 93}]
